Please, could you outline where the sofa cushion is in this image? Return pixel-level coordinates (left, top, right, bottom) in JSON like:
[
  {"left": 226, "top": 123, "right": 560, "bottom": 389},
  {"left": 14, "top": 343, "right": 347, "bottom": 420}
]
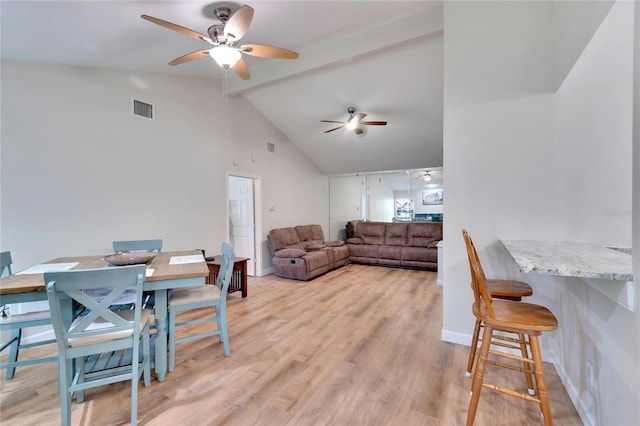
[
  {"left": 401, "top": 246, "right": 437, "bottom": 263},
  {"left": 406, "top": 222, "right": 443, "bottom": 247},
  {"left": 379, "top": 245, "right": 402, "bottom": 260},
  {"left": 275, "top": 248, "right": 307, "bottom": 258},
  {"left": 384, "top": 223, "right": 408, "bottom": 246},
  {"left": 356, "top": 222, "right": 387, "bottom": 245},
  {"left": 268, "top": 227, "right": 303, "bottom": 251},
  {"left": 295, "top": 224, "right": 325, "bottom": 245},
  {"left": 349, "top": 243, "right": 379, "bottom": 259},
  {"left": 347, "top": 237, "right": 364, "bottom": 245}
]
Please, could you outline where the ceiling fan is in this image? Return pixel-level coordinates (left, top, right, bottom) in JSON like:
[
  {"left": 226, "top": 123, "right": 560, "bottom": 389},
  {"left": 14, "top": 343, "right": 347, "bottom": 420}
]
[
  {"left": 141, "top": 5, "right": 299, "bottom": 80},
  {"left": 415, "top": 172, "right": 432, "bottom": 182},
  {"left": 321, "top": 107, "right": 388, "bottom": 135}
]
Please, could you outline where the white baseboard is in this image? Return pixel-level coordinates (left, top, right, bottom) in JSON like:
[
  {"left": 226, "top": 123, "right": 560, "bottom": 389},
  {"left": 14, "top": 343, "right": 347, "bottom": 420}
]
[
  {"left": 549, "top": 352, "right": 595, "bottom": 426},
  {"left": 441, "top": 328, "right": 472, "bottom": 346},
  {"left": 261, "top": 267, "right": 274, "bottom": 276}
]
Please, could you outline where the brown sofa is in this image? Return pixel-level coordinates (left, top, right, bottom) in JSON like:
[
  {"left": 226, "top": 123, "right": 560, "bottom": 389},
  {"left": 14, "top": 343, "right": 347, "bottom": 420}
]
[
  {"left": 267, "top": 224, "right": 350, "bottom": 280},
  {"left": 346, "top": 220, "right": 442, "bottom": 270}
]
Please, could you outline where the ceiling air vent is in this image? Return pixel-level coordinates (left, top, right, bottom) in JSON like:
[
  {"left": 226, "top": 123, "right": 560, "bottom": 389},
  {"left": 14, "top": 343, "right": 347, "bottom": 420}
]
[
  {"left": 133, "top": 99, "right": 154, "bottom": 119},
  {"left": 266, "top": 142, "right": 276, "bottom": 154}
]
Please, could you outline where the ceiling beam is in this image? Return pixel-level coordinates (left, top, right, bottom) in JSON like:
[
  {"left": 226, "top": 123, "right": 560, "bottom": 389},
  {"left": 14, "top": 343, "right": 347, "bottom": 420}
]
[{"left": 226, "top": 5, "right": 443, "bottom": 95}]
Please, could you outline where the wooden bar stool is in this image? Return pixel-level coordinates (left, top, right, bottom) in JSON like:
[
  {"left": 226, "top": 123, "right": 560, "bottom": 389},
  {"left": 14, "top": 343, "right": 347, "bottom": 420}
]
[
  {"left": 463, "top": 230, "right": 534, "bottom": 390},
  {"left": 463, "top": 231, "right": 558, "bottom": 426}
]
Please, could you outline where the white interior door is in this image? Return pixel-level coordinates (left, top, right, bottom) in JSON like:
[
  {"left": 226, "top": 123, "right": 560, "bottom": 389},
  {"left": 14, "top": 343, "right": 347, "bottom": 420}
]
[{"left": 228, "top": 176, "right": 256, "bottom": 275}]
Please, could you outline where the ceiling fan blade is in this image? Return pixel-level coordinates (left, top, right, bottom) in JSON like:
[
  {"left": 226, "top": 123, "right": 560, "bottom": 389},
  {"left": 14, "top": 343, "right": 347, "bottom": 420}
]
[
  {"left": 320, "top": 120, "right": 347, "bottom": 124},
  {"left": 324, "top": 126, "right": 345, "bottom": 133},
  {"left": 241, "top": 44, "right": 299, "bottom": 59},
  {"left": 168, "top": 50, "right": 210, "bottom": 66},
  {"left": 231, "top": 58, "right": 250, "bottom": 80},
  {"left": 224, "top": 5, "right": 254, "bottom": 41},
  {"left": 353, "top": 127, "right": 365, "bottom": 135},
  {"left": 354, "top": 113, "right": 367, "bottom": 121},
  {"left": 141, "top": 15, "right": 213, "bottom": 44},
  {"left": 359, "top": 121, "right": 388, "bottom": 126}
]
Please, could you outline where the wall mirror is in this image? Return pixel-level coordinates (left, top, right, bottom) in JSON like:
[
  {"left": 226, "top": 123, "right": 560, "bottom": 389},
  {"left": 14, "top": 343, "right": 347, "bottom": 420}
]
[{"left": 328, "top": 168, "right": 443, "bottom": 241}]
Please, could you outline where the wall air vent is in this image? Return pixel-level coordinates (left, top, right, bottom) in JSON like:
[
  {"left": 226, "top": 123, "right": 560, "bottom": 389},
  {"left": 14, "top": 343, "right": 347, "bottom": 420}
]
[
  {"left": 266, "top": 142, "right": 276, "bottom": 154},
  {"left": 133, "top": 99, "right": 154, "bottom": 119}
]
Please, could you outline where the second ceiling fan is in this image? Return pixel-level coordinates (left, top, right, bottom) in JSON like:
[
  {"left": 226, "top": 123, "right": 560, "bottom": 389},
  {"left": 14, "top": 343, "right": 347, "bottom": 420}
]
[
  {"left": 321, "top": 107, "right": 388, "bottom": 135},
  {"left": 141, "top": 5, "right": 299, "bottom": 80}
]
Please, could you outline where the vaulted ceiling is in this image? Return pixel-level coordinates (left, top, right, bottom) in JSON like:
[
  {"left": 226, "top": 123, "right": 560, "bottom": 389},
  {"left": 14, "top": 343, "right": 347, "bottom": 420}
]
[{"left": 1, "top": 1, "right": 443, "bottom": 175}]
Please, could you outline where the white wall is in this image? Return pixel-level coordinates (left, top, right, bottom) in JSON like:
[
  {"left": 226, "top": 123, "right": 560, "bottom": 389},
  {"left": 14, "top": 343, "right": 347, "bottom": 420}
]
[
  {"left": 442, "top": 2, "right": 637, "bottom": 425},
  {"left": 0, "top": 60, "right": 328, "bottom": 276}
]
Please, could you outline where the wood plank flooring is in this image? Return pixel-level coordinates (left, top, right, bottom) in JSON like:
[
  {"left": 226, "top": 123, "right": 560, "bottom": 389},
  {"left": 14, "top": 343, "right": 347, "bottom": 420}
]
[{"left": 0, "top": 264, "right": 582, "bottom": 425}]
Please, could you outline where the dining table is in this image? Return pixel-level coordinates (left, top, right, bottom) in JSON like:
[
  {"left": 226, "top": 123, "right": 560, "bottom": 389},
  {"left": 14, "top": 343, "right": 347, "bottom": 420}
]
[{"left": 0, "top": 250, "right": 209, "bottom": 382}]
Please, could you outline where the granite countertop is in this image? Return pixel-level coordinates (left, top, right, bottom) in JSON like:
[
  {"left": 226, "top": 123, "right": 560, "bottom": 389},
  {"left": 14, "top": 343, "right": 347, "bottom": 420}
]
[{"left": 501, "top": 240, "right": 633, "bottom": 281}]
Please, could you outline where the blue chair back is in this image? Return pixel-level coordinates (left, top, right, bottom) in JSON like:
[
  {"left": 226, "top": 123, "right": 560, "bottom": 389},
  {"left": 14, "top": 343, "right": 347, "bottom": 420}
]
[
  {"left": 216, "top": 243, "right": 234, "bottom": 297},
  {"left": 45, "top": 265, "right": 147, "bottom": 349},
  {"left": 1, "top": 251, "right": 12, "bottom": 277},
  {"left": 113, "top": 239, "right": 162, "bottom": 253}
]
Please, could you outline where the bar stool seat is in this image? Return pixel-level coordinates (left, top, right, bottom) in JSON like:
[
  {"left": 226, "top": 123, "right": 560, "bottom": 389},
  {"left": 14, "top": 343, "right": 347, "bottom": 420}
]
[
  {"left": 486, "top": 279, "right": 532, "bottom": 300},
  {"left": 475, "top": 299, "right": 558, "bottom": 333}
]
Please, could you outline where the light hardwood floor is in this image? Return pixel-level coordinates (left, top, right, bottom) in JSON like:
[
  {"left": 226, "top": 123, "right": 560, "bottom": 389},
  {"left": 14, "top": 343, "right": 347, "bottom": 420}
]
[{"left": 1, "top": 264, "right": 581, "bottom": 425}]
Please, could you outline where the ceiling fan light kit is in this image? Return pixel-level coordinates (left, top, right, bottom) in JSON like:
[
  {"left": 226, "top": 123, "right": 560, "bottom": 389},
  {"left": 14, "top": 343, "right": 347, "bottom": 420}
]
[
  {"left": 209, "top": 46, "right": 241, "bottom": 68},
  {"left": 141, "top": 5, "right": 299, "bottom": 80}
]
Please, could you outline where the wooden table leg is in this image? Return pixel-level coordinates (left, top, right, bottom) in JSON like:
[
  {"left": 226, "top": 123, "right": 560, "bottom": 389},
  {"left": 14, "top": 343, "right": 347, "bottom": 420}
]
[{"left": 241, "top": 259, "right": 248, "bottom": 298}]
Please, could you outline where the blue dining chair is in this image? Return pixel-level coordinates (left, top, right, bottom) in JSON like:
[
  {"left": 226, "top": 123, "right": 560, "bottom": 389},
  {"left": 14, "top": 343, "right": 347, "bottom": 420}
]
[
  {"left": 0, "top": 251, "right": 57, "bottom": 379},
  {"left": 45, "top": 265, "right": 151, "bottom": 426},
  {"left": 113, "top": 239, "right": 162, "bottom": 253},
  {"left": 110, "top": 239, "right": 162, "bottom": 309},
  {"left": 167, "top": 242, "right": 234, "bottom": 372}
]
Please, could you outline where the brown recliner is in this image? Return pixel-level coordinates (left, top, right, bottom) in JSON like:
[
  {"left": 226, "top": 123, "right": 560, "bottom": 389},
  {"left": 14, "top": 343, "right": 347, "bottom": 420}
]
[{"left": 267, "top": 224, "right": 349, "bottom": 281}]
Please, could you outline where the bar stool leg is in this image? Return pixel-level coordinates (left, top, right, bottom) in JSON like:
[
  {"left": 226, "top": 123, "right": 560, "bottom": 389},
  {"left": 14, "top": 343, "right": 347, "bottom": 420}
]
[
  {"left": 466, "top": 319, "right": 482, "bottom": 378},
  {"left": 466, "top": 325, "right": 493, "bottom": 426},
  {"left": 530, "top": 335, "right": 553, "bottom": 426},
  {"left": 518, "top": 332, "right": 536, "bottom": 395}
]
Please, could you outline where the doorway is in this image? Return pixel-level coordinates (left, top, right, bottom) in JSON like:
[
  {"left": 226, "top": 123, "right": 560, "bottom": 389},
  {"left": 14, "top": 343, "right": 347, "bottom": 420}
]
[{"left": 227, "top": 174, "right": 260, "bottom": 276}]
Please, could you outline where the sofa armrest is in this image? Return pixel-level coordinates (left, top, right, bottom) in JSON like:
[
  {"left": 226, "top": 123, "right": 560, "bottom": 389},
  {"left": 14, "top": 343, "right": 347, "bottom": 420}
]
[
  {"left": 324, "top": 240, "right": 345, "bottom": 247},
  {"left": 427, "top": 239, "right": 440, "bottom": 248},
  {"left": 347, "top": 237, "right": 364, "bottom": 245},
  {"left": 302, "top": 242, "right": 325, "bottom": 251}
]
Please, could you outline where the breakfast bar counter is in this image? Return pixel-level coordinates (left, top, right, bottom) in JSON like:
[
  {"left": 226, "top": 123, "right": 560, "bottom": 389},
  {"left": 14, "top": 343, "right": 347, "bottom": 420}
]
[{"left": 500, "top": 239, "right": 635, "bottom": 311}]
